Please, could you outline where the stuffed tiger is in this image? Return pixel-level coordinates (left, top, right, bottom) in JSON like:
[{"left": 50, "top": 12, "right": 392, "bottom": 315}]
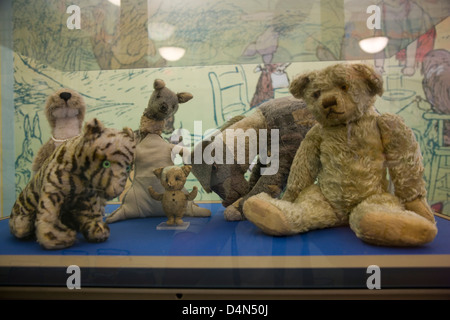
[{"left": 9, "top": 118, "right": 136, "bottom": 250}]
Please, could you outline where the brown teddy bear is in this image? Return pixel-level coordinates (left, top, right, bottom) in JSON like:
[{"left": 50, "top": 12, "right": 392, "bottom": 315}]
[
  {"left": 148, "top": 165, "right": 198, "bottom": 225},
  {"left": 243, "top": 63, "right": 438, "bottom": 247},
  {"left": 32, "top": 88, "right": 86, "bottom": 173}
]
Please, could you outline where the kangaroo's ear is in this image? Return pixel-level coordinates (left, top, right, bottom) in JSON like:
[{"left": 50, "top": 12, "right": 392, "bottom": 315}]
[
  {"left": 153, "top": 79, "right": 166, "bottom": 90},
  {"left": 351, "top": 63, "right": 384, "bottom": 97},
  {"left": 289, "top": 72, "right": 315, "bottom": 99},
  {"left": 181, "top": 165, "right": 192, "bottom": 177},
  {"left": 153, "top": 167, "right": 164, "bottom": 179},
  {"left": 83, "top": 118, "right": 104, "bottom": 139},
  {"left": 177, "top": 92, "right": 193, "bottom": 103}
]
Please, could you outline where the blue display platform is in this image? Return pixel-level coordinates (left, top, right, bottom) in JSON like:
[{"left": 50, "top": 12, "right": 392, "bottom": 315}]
[{"left": 1, "top": 203, "right": 449, "bottom": 289}]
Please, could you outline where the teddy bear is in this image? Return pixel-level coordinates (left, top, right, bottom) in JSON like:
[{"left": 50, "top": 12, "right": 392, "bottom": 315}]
[
  {"left": 148, "top": 165, "right": 198, "bottom": 225},
  {"left": 243, "top": 63, "right": 438, "bottom": 247},
  {"left": 32, "top": 88, "right": 86, "bottom": 173},
  {"left": 106, "top": 79, "right": 211, "bottom": 223},
  {"left": 191, "top": 96, "right": 315, "bottom": 221}
]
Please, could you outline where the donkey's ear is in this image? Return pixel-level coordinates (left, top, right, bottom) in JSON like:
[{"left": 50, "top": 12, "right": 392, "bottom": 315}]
[{"left": 177, "top": 92, "right": 193, "bottom": 103}]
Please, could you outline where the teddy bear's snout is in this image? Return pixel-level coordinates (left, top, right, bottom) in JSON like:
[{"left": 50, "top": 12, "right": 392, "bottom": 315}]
[
  {"left": 322, "top": 96, "right": 338, "bottom": 109},
  {"left": 159, "top": 102, "right": 169, "bottom": 113}
]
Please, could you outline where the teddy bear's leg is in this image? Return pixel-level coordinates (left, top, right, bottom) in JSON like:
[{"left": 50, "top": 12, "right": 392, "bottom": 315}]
[
  {"left": 9, "top": 202, "right": 36, "bottom": 239},
  {"left": 349, "top": 193, "right": 437, "bottom": 246},
  {"left": 166, "top": 215, "right": 176, "bottom": 225},
  {"left": 76, "top": 198, "right": 110, "bottom": 243},
  {"left": 175, "top": 216, "right": 184, "bottom": 225},
  {"left": 35, "top": 198, "right": 77, "bottom": 250},
  {"left": 243, "top": 185, "right": 345, "bottom": 236}
]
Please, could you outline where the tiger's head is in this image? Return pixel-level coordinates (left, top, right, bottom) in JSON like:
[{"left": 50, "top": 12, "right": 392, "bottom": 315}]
[{"left": 80, "top": 118, "right": 136, "bottom": 199}]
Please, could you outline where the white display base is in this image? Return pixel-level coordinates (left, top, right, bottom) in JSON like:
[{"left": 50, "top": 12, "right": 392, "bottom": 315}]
[{"left": 156, "top": 221, "right": 190, "bottom": 230}]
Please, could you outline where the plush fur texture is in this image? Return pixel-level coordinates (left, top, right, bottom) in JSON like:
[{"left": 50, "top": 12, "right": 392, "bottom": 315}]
[
  {"left": 243, "top": 63, "right": 437, "bottom": 247},
  {"left": 191, "top": 96, "right": 315, "bottom": 221},
  {"left": 106, "top": 79, "right": 210, "bottom": 223},
  {"left": 148, "top": 165, "right": 198, "bottom": 225},
  {"left": 32, "top": 88, "right": 86, "bottom": 173},
  {"left": 139, "top": 79, "right": 193, "bottom": 139},
  {"left": 10, "top": 118, "right": 136, "bottom": 249}
]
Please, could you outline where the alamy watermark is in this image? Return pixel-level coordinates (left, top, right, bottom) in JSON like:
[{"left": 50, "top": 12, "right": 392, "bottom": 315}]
[
  {"left": 66, "top": 265, "right": 81, "bottom": 289},
  {"left": 170, "top": 121, "right": 280, "bottom": 176},
  {"left": 366, "top": 265, "right": 381, "bottom": 289}
]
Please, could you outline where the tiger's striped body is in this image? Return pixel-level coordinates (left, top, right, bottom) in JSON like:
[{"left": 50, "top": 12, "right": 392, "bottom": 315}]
[{"left": 10, "top": 118, "right": 135, "bottom": 249}]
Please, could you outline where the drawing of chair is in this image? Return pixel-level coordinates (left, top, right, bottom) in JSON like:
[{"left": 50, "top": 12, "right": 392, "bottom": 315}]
[
  {"left": 209, "top": 66, "right": 250, "bottom": 126},
  {"left": 422, "top": 112, "right": 450, "bottom": 201}
]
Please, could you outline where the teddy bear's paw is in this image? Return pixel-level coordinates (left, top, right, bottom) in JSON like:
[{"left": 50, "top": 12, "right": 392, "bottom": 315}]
[
  {"left": 243, "top": 195, "right": 296, "bottom": 236},
  {"left": 36, "top": 223, "right": 77, "bottom": 250},
  {"left": 404, "top": 197, "right": 436, "bottom": 223},
  {"left": 224, "top": 205, "right": 245, "bottom": 221},
  {"left": 83, "top": 221, "right": 110, "bottom": 243},
  {"left": 354, "top": 210, "right": 438, "bottom": 246}
]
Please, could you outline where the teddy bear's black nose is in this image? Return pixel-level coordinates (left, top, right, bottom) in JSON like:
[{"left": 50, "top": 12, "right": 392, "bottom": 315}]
[
  {"left": 60, "top": 92, "right": 72, "bottom": 101},
  {"left": 322, "top": 96, "right": 337, "bottom": 109}
]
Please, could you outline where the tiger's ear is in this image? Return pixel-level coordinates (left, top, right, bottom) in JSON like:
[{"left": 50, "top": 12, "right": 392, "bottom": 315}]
[
  {"left": 83, "top": 118, "right": 104, "bottom": 139},
  {"left": 153, "top": 167, "right": 164, "bottom": 180},
  {"left": 181, "top": 165, "right": 192, "bottom": 177},
  {"left": 122, "top": 126, "right": 134, "bottom": 140},
  {"left": 177, "top": 92, "right": 193, "bottom": 104}
]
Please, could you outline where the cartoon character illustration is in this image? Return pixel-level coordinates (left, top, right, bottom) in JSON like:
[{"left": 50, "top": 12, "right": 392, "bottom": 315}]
[
  {"left": 374, "top": 0, "right": 436, "bottom": 76},
  {"left": 243, "top": 27, "right": 291, "bottom": 108},
  {"left": 15, "top": 113, "right": 43, "bottom": 195}
]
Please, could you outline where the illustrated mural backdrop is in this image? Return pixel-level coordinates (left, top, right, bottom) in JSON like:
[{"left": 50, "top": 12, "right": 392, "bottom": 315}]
[{"left": 3, "top": 0, "right": 450, "bottom": 217}]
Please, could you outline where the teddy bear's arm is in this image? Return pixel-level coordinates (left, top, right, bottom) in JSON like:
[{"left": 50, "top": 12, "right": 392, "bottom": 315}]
[
  {"left": 186, "top": 186, "right": 198, "bottom": 201},
  {"left": 281, "top": 124, "right": 322, "bottom": 202},
  {"left": 148, "top": 186, "right": 163, "bottom": 201},
  {"left": 377, "top": 113, "right": 427, "bottom": 202}
]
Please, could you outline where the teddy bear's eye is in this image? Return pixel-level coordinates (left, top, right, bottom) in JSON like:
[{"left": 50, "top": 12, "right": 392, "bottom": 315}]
[
  {"left": 341, "top": 84, "right": 348, "bottom": 91},
  {"left": 313, "top": 90, "right": 321, "bottom": 99}
]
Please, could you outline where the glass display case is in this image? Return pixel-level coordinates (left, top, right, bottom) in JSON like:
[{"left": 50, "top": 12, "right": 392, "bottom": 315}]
[{"left": 1, "top": 0, "right": 449, "bottom": 299}]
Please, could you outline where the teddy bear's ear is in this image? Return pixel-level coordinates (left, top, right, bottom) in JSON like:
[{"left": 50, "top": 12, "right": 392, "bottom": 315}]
[
  {"left": 153, "top": 79, "right": 166, "bottom": 90},
  {"left": 289, "top": 73, "right": 313, "bottom": 99},
  {"left": 181, "top": 165, "right": 192, "bottom": 176},
  {"left": 177, "top": 92, "right": 193, "bottom": 103},
  {"left": 351, "top": 64, "right": 384, "bottom": 97},
  {"left": 153, "top": 167, "right": 164, "bottom": 179}
]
